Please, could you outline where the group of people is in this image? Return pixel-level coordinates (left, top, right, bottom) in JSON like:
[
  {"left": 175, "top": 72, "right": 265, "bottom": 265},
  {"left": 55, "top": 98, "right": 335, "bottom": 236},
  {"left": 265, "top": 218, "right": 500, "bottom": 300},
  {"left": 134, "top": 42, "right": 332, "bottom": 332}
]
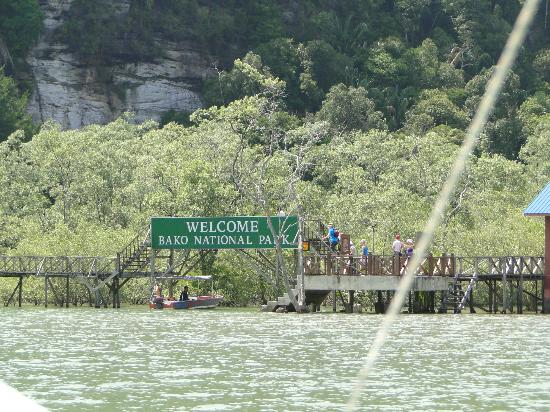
[
  {"left": 323, "top": 223, "right": 369, "bottom": 258},
  {"left": 392, "top": 234, "right": 414, "bottom": 257},
  {"left": 323, "top": 224, "right": 414, "bottom": 258},
  {"left": 153, "top": 283, "right": 190, "bottom": 301}
]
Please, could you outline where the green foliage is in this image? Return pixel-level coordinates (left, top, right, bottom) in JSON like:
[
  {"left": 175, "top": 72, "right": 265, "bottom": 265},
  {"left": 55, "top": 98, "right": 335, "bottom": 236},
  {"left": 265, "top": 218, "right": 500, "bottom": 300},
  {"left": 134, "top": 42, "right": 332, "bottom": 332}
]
[
  {"left": 405, "top": 89, "right": 469, "bottom": 133},
  {"left": 316, "top": 84, "right": 386, "bottom": 132},
  {"left": 160, "top": 110, "right": 192, "bottom": 127},
  {"left": 533, "top": 49, "right": 550, "bottom": 83},
  {"left": 3, "top": 2, "right": 550, "bottom": 305},
  {"left": 56, "top": 0, "right": 121, "bottom": 62},
  {"left": 202, "top": 52, "right": 285, "bottom": 108},
  {"left": 0, "top": 68, "right": 34, "bottom": 140},
  {"left": 0, "top": 0, "right": 42, "bottom": 61}
]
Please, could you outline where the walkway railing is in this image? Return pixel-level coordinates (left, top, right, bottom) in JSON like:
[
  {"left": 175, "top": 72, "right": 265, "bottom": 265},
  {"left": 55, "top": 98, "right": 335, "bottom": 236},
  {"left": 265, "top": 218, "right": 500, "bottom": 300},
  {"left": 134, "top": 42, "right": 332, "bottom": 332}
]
[
  {"left": 303, "top": 254, "right": 544, "bottom": 277},
  {"left": 0, "top": 255, "right": 117, "bottom": 277}
]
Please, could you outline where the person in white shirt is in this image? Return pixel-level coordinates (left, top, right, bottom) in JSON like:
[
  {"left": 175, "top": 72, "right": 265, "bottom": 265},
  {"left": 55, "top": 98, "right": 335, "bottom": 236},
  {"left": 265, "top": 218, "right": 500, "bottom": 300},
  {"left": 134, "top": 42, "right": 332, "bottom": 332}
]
[{"left": 392, "top": 234, "right": 403, "bottom": 256}]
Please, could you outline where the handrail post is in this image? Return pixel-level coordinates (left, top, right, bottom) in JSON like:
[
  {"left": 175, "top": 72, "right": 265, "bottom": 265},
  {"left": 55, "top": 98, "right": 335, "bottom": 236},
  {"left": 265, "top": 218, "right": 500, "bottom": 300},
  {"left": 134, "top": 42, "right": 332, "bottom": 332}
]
[{"left": 450, "top": 254, "right": 455, "bottom": 277}]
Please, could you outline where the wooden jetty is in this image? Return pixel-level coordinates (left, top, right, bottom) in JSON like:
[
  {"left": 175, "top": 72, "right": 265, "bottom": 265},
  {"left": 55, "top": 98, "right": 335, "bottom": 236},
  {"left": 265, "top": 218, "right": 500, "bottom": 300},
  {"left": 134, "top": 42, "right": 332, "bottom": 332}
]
[{"left": 0, "top": 219, "right": 545, "bottom": 314}]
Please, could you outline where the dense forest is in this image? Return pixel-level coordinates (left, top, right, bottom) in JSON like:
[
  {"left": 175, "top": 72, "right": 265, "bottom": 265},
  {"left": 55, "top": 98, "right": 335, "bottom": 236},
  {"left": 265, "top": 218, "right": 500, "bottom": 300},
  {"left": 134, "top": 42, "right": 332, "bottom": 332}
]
[{"left": 0, "top": 0, "right": 549, "bottom": 306}]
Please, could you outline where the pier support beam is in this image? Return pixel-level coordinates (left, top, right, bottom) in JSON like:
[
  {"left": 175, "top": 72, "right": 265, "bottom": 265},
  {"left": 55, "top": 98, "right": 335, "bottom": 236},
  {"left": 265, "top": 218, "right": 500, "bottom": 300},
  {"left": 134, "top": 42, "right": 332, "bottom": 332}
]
[
  {"left": 65, "top": 276, "right": 69, "bottom": 308},
  {"left": 44, "top": 276, "right": 48, "bottom": 308},
  {"left": 348, "top": 290, "right": 355, "bottom": 313},
  {"left": 5, "top": 278, "right": 23, "bottom": 307},
  {"left": 18, "top": 276, "right": 22, "bottom": 307},
  {"left": 375, "top": 291, "right": 385, "bottom": 314},
  {"left": 94, "top": 290, "right": 101, "bottom": 308},
  {"left": 545, "top": 216, "right": 550, "bottom": 313}
]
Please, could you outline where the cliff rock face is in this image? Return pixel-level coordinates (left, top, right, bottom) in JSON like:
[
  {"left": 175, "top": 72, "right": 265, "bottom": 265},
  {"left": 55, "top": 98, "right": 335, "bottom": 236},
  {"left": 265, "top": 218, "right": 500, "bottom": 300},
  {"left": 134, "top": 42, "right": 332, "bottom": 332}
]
[{"left": 27, "top": 0, "right": 210, "bottom": 129}]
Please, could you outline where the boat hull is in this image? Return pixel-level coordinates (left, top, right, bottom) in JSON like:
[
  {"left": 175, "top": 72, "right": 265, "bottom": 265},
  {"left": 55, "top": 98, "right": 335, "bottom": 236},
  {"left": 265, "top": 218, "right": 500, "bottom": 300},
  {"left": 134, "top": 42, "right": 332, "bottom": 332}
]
[{"left": 149, "top": 296, "right": 223, "bottom": 310}]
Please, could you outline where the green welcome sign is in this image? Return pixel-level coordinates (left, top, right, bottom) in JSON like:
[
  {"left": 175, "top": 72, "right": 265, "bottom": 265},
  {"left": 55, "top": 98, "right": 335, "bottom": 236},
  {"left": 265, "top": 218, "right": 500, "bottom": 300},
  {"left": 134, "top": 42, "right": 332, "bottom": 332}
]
[{"left": 151, "top": 216, "right": 299, "bottom": 249}]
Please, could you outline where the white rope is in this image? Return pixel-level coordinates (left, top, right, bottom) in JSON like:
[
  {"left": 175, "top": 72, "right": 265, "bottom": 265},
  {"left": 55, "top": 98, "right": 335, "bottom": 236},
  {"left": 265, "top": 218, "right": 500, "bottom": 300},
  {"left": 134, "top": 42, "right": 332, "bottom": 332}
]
[{"left": 346, "top": 0, "right": 542, "bottom": 409}]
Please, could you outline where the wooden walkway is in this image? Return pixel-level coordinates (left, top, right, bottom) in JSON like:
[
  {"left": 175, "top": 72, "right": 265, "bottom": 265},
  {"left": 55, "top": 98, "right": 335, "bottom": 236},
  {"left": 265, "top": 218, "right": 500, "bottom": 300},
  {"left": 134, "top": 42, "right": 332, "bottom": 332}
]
[{"left": 0, "top": 221, "right": 545, "bottom": 312}]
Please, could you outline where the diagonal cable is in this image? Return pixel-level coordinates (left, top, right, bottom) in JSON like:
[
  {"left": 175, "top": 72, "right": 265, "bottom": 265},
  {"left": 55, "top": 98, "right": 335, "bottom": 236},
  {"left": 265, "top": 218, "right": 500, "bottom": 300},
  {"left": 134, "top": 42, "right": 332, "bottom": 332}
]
[{"left": 346, "top": 0, "right": 543, "bottom": 409}]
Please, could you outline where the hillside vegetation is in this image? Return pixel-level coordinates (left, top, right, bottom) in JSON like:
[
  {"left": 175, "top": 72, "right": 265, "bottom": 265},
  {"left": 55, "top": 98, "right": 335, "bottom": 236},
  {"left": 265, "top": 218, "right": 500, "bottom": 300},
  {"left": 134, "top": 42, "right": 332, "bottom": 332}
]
[{"left": 0, "top": 0, "right": 549, "bottom": 304}]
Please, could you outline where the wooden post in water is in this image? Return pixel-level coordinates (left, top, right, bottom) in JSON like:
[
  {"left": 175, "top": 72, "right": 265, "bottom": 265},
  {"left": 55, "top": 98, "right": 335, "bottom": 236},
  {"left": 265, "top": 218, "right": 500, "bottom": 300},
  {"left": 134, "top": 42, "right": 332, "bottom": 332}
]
[
  {"left": 65, "top": 276, "right": 69, "bottom": 308},
  {"left": 116, "top": 253, "right": 122, "bottom": 309},
  {"left": 375, "top": 290, "right": 384, "bottom": 314},
  {"left": 439, "top": 290, "right": 447, "bottom": 313},
  {"left": 545, "top": 216, "right": 550, "bottom": 313},
  {"left": 116, "top": 277, "right": 121, "bottom": 308},
  {"left": 518, "top": 256, "right": 525, "bottom": 315},
  {"left": 94, "top": 290, "right": 101, "bottom": 308},
  {"left": 487, "top": 280, "right": 493, "bottom": 313},
  {"left": 349, "top": 290, "right": 355, "bottom": 313},
  {"left": 18, "top": 276, "right": 22, "bottom": 307},
  {"left": 502, "top": 258, "right": 507, "bottom": 314},
  {"left": 332, "top": 290, "right": 337, "bottom": 312},
  {"left": 535, "top": 277, "right": 539, "bottom": 314},
  {"left": 111, "top": 282, "right": 116, "bottom": 309},
  {"left": 44, "top": 275, "right": 48, "bottom": 308}
]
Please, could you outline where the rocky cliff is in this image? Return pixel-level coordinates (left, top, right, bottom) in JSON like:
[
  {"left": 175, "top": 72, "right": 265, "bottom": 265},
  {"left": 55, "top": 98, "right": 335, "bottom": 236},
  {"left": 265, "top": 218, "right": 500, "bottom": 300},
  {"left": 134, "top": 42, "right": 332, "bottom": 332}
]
[{"left": 27, "top": 0, "right": 210, "bottom": 129}]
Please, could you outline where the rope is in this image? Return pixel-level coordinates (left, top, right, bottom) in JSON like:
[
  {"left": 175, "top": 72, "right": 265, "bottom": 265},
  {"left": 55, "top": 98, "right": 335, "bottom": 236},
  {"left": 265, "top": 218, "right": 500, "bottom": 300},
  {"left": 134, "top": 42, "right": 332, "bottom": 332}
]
[{"left": 345, "top": 0, "right": 543, "bottom": 409}]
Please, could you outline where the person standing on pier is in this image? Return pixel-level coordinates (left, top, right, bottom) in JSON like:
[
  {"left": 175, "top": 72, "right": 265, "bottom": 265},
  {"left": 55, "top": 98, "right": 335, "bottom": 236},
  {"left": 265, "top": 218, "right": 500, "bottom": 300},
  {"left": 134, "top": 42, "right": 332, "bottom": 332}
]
[
  {"left": 405, "top": 239, "right": 414, "bottom": 257},
  {"left": 360, "top": 239, "right": 368, "bottom": 262},
  {"left": 392, "top": 234, "right": 403, "bottom": 256},
  {"left": 324, "top": 224, "right": 340, "bottom": 252},
  {"left": 392, "top": 234, "right": 404, "bottom": 276}
]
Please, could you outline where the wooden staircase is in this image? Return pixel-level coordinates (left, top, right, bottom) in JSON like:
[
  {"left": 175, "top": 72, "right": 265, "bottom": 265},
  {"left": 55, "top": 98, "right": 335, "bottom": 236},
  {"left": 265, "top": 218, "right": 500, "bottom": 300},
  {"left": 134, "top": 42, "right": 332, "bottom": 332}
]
[{"left": 118, "top": 225, "right": 151, "bottom": 275}]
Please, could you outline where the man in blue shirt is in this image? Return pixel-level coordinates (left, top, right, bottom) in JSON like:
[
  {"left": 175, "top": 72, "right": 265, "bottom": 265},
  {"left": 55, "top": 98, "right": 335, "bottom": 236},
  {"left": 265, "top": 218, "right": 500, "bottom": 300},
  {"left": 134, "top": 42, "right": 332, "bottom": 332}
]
[{"left": 325, "top": 224, "right": 339, "bottom": 252}]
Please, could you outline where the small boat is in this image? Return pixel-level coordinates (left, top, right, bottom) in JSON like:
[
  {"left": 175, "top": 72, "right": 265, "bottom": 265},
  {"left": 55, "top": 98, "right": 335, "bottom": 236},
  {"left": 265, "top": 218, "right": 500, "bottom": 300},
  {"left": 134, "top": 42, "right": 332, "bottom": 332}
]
[{"left": 149, "top": 275, "right": 223, "bottom": 310}]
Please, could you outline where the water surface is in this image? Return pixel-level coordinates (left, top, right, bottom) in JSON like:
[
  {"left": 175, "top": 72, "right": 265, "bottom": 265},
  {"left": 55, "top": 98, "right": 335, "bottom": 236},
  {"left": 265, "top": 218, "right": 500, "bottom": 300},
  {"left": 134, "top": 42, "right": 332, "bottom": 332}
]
[{"left": 1, "top": 307, "right": 549, "bottom": 411}]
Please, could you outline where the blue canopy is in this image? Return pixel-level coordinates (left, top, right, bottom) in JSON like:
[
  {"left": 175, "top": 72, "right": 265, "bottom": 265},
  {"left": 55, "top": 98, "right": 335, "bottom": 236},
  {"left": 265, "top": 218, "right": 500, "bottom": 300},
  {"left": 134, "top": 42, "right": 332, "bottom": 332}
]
[{"left": 524, "top": 181, "right": 550, "bottom": 216}]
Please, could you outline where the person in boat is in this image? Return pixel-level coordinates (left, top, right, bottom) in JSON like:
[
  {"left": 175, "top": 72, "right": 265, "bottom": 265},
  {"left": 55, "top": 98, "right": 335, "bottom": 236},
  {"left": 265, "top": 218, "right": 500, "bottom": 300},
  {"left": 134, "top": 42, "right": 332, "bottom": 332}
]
[
  {"left": 179, "top": 286, "right": 189, "bottom": 301},
  {"left": 152, "top": 283, "right": 163, "bottom": 304}
]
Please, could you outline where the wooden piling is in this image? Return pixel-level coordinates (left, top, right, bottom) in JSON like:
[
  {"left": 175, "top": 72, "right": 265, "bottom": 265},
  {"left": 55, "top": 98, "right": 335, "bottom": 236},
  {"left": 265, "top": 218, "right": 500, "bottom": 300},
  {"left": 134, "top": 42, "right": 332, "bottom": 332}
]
[
  {"left": 438, "top": 290, "right": 447, "bottom": 313},
  {"left": 487, "top": 280, "right": 493, "bottom": 313},
  {"left": 116, "top": 277, "right": 121, "bottom": 308},
  {"left": 94, "top": 290, "right": 101, "bottom": 308},
  {"left": 332, "top": 290, "right": 336, "bottom": 312},
  {"left": 545, "top": 216, "right": 550, "bottom": 313},
  {"left": 65, "top": 276, "right": 69, "bottom": 308},
  {"left": 18, "top": 276, "right": 22, "bottom": 307},
  {"left": 44, "top": 276, "right": 48, "bottom": 308},
  {"left": 536, "top": 278, "right": 539, "bottom": 314},
  {"left": 502, "top": 258, "right": 507, "bottom": 313},
  {"left": 111, "top": 282, "right": 116, "bottom": 309},
  {"left": 349, "top": 290, "right": 355, "bottom": 313}
]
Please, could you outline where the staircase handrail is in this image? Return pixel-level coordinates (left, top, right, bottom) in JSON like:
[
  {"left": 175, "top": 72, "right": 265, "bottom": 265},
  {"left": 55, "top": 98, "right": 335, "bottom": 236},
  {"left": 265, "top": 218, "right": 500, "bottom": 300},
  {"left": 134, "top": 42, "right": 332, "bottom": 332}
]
[
  {"left": 118, "top": 225, "right": 151, "bottom": 271},
  {"left": 303, "top": 219, "right": 332, "bottom": 256}
]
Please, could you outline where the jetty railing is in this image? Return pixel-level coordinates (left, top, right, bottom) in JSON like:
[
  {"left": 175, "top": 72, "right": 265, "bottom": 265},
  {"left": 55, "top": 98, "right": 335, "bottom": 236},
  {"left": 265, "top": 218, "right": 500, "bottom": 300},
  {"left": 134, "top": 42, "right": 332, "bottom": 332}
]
[
  {"left": 0, "top": 251, "right": 544, "bottom": 282},
  {"left": 303, "top": 254, "right": 544, "bottom": 278},
  {"left": 0, "top": 255, "right": 117, "bottom": 277}
]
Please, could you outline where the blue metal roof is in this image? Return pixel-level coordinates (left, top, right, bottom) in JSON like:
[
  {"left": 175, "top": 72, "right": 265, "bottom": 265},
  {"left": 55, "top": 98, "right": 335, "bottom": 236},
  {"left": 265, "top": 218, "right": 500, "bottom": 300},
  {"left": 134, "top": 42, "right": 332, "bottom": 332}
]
[{"left": 524, "top": 181, "right": 550, "bottom": 216}]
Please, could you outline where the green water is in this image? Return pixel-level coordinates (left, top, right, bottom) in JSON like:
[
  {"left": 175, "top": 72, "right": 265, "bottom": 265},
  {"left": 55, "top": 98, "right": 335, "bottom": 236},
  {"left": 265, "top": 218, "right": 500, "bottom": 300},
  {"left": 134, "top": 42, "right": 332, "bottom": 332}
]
[{"left": 1, "top": 307, "right": 549, "bottom": 411}]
